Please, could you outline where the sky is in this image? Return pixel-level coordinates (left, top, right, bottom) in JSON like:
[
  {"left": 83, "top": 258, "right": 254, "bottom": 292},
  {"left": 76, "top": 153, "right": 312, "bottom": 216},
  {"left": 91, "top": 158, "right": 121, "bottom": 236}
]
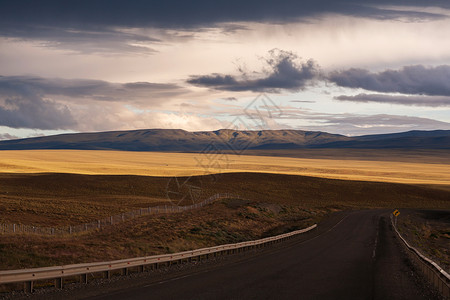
[{"left": 1, "top": 0, "right": 450, "bottom": 139}]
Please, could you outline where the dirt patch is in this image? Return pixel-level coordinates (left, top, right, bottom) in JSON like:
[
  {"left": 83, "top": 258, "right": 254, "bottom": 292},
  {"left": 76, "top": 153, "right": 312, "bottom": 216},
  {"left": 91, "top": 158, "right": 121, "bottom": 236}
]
[{"left": 256, "top": 203, "right": 282, "bottom": 214}]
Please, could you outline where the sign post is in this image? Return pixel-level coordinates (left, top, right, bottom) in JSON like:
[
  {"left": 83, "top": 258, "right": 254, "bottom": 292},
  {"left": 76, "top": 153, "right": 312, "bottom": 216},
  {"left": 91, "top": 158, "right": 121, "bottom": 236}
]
[{"left": 392, "top": 209, "right": 400, "bottom": 226}]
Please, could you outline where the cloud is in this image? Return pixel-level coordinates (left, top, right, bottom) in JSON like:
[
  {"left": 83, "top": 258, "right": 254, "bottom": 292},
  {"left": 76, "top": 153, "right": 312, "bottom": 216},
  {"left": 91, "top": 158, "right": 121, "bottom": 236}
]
[
  {"left": 315, "top": 114, "right": 450, "bottom": 136},
  {"left": 0, "top": 77, "right": 78, "bottom": 130},
  {"left": 0, "top": 75, "right": 187, "bottom": 104},
  {"left": 0, "top": 75, "right": 190, "bottom": 130},
  {"left": 328, "top": 65, "right": 450, "bottom": 97},
  {"left": 290, "top": 100, "right": 316, "bottom": 103},
  {"left": 73, "top": 102, "right": 224, "bottom": 132},
  {"left": 0, "top": 133, "right": 19, "bottom": 140},
  {"left": 318, "top": 114, "right": 450, "bottom": 136},
  {"left": 335, "top": 93, "right": 450, "bottom": 107},
  {"left": 1, "top": 26, "right": 160, "bottom": 55},
  {"left": 213, "top": 102, "right": 450, "bottom": 136},
  {"left": 187, "top": 49, "right": 321, "bottom": 92},
  {"left": 0, "top": 94, "right": 76, "bottom": 130},
  {"left": 1, "top": 1, "right": 447, "bottom": 31},
  {"left": 1, "top": 1, "right": 447, "bottom": 54}
]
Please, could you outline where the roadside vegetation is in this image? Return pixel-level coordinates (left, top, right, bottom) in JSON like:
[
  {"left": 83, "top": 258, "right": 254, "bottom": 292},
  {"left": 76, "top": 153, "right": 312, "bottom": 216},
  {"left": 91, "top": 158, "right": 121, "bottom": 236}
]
[
  {"left": 0, "top": 172, "right": 448, "bottom": 273},
  {"left": 0, "top": 198, "right": 324, "bottom": 270},
  {"left": 397, "top": 209, "right": 450, "bottom": 273}
]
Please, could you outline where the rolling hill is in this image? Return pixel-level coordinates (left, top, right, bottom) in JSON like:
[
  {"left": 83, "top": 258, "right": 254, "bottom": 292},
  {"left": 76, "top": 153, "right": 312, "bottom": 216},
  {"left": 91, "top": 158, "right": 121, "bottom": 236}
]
[{"left": 0, "top": 129, "right": 449, "bottom": 151}]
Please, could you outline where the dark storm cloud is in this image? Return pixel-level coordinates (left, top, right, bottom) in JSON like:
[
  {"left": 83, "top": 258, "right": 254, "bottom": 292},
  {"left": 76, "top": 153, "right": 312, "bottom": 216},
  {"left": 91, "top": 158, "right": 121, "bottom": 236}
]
[
  {"left": 0, "top": 76, "right": 77, "bottom": 129},
  {"left": 0, "top": 75, "right": 188, "bottom": 129},
  {"left": 0, "top": 93, "right": 76, "bottom": 130},
  {"left": 328, "top": 65, "right": 450, "bottom": 97},
  {"left": 188, "top": 50, "right": 321, "bottom": 92},
  {"left": 335, "top": 93, "right": 450, "bottom": 107},
  {"left": 1, "top": 0, "right": 448, "bottom": 31},
  {"left": 1, "top": 25, "right": 160, "bottom": 55},
  {"left": 0, "top": 76, "right": 187, "bottom": 102},
  {"left": 0, "top": 0, "right": 448, "bottom": 53}
]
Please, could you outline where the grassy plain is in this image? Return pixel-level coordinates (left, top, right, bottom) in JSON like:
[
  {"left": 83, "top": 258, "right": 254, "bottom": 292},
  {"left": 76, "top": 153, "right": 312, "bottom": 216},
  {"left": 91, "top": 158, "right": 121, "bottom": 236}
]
[
  {"left": 0, "top": 172, "right": 449, "bottom": 226},
  {"left": 0, "top": 198, "right": 324, "bottom": 271},
  {"left": 0, "top": 149, "right": 449, "bottom": 185},
  {"left": 0, "top": 149, "right": 449, "bottom": 277}
]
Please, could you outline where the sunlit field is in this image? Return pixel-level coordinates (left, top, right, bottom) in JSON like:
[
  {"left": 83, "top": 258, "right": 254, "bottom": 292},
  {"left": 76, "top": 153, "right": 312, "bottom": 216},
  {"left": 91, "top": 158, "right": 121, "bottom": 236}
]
[{"left": 0, "top": 150, "right": 449, "bottom": 186}]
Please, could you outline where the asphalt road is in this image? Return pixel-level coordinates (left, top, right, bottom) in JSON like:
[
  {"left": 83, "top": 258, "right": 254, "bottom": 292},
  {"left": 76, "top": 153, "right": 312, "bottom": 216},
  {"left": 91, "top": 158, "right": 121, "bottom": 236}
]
[{"left": 70, "top": 210, "right": 435, "bottom": 300}]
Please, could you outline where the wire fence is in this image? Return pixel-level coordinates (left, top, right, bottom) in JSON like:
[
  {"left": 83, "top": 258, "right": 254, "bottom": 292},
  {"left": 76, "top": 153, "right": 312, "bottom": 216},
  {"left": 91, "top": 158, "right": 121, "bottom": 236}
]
[{"left": 0, "top": 193, "right": 240, "bottom": 236}]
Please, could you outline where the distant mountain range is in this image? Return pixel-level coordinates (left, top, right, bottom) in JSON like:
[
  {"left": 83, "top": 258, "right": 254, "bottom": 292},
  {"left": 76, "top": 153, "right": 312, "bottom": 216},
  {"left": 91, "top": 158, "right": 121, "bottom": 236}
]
[{"left": 0, "top": 129, "right": 449, "bottom": 151}]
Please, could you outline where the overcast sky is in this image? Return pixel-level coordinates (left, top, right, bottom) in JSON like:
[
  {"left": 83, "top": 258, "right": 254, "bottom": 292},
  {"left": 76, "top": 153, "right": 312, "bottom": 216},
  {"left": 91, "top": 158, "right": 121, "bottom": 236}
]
[{"left": 1, "top": 0, "right": 450, "bottom": 139}]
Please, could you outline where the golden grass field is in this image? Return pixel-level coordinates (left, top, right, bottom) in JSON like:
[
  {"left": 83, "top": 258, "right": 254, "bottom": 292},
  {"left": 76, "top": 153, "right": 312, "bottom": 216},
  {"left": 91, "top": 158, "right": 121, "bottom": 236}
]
[{"left": 0, "top": 149, "right": 449, "bottom": 186}]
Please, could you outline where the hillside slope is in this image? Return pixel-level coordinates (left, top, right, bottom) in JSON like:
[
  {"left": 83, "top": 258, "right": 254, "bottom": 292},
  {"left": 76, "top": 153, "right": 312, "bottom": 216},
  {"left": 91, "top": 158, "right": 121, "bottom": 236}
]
[{"left": 0, "top": 129, "right": 449, "bottom": 151}]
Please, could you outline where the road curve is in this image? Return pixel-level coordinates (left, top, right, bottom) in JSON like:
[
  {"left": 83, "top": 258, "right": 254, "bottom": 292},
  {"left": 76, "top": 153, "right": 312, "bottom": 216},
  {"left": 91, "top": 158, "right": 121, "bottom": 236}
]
[{"left": 68, "top": 210, "right": 437, "bottom": 299}]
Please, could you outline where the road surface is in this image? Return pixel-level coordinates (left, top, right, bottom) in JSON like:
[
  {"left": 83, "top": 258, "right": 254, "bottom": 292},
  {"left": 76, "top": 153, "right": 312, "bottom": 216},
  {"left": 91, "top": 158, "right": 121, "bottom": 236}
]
[{"left": 31, "top": 210, "right": 438, "bottom": 300}]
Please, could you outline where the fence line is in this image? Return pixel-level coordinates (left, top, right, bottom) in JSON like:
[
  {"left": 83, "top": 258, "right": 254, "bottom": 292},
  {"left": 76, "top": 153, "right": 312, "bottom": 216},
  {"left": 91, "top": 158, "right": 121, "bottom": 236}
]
[
  {"left": 0, "top": 193, "right": 240, "bottom": 236},
  {"left": 391, "top": 215, "right": 450, "bottom": 299}
]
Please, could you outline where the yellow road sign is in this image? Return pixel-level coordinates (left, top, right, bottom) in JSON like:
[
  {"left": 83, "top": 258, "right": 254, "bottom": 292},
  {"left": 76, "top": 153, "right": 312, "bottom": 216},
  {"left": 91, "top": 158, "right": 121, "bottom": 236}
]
[{"left": 393, "top": 209, "right": 400, "bottom": 217}]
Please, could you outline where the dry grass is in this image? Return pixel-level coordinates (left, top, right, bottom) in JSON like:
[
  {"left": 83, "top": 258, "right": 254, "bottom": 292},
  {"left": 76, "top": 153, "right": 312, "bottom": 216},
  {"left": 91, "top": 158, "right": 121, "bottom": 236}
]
[
  {"left": 0, "top": 172, "right": 448, "bottom": 226},
  {"left": 0, "top": 150, "right": 449, "bottom": 185},
  {"left": 0, "top": 173, "right": 170, "bottom": 226},
  {"left": 397, "top": 210, "right": 450, "bottom": 273},
  {"left": 0, "top": 199, "right": 324, "bottom": 270},
  {"left": 233, "top": 149, "right": 450, "bottom": 164},
  {"left": 0, "top": 149, "right": 448, "bottom": 278}
]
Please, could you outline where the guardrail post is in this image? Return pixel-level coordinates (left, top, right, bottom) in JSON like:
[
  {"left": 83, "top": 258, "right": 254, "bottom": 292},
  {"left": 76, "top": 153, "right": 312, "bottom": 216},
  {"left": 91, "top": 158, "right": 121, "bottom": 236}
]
[
  {"left": 138, "top": 265, "right": 144, "bottom": 273},
  {"left": 121, "top": 268, "right": 128, "bottom": 276},
  {"left": 24, "top": 281, "right": 33, "bottom": 293},
  {"left": 97, "top": 220, "right": 101, "bottom": 229},
  {"left": 55, "top": 277, "right": 63, "bottom": 289},
  {"left": 80, "top": 273, "right": 88, "bottom": 284},
  {"left": 103, "top": 270, "right": 111, "bottom": 279}
]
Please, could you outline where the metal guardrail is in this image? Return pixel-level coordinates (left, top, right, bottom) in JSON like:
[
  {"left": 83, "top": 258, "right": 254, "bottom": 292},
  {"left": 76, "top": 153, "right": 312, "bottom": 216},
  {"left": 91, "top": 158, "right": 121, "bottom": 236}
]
[
  {"left": 0, "top": 193, "right": 240, "bottom": 236},
  {"left": 0, "top": 224, "right": 317, "bottom": 293},
  {"left": 391, "top": 215, "right": 450, "bottom": 299}
]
